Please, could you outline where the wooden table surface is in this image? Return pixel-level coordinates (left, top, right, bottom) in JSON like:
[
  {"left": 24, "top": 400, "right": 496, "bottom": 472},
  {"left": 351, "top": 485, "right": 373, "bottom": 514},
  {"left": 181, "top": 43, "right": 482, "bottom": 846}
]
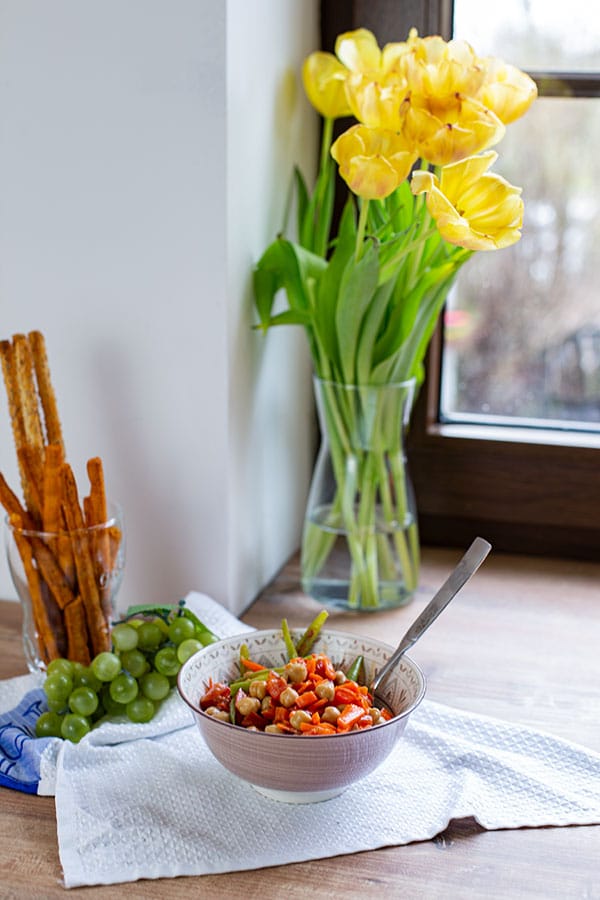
[{"left": 1, "top": 547, "right": 599, "bottom": 899}]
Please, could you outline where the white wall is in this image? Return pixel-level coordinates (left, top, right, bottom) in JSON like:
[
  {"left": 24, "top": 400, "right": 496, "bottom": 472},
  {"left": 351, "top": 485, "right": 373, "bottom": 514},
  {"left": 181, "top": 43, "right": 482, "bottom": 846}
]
[{"left": 0, "top": 0, "right": 319, "bottom": 615}]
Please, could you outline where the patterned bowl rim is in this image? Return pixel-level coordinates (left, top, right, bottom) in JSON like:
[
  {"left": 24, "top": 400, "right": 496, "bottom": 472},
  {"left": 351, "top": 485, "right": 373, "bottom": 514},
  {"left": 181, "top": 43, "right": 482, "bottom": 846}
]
[{"left": 177, "top": 627, "right": 427, "bottom": 741}]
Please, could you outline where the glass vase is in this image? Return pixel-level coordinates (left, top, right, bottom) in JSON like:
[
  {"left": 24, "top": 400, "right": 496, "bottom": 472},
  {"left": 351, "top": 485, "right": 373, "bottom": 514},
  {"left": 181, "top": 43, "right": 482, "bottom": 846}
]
[
  {"left": 4, "top": 501, "right": 125, "bottom": 674},
  {"left": 301, "top": 378, "right": 419, "bottom": 611}
]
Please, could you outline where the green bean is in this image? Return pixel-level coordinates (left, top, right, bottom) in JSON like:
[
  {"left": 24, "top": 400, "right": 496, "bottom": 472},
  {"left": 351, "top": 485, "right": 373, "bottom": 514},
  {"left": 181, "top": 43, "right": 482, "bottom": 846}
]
[
  {"left": 281, "top": 618, "right": 298, "bottom": 659},
  {"left": 295, "top": 610, "right": 329, "bottom": 657},
  {"left": 345, "top": 655, "right": 364, "bottom": 682},
  {"left": 229, "top": 668, "right": 276, "bottom": 694}
]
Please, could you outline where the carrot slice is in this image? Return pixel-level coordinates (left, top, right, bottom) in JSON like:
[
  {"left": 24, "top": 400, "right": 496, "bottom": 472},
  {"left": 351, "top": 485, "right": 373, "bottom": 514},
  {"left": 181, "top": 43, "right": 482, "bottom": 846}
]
[
  {"left": 241, "top": 658, "right": 267, "bottom": 672},
  {"left": 336, "top": 704, "right": 365, "bottom": 732},
  {"left": 295, "top": 690, "right": 318, "bottom": 709}
]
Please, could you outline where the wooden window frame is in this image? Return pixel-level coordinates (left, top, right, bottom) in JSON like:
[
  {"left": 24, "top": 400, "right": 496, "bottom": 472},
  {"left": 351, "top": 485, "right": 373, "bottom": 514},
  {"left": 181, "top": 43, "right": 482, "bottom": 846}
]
[{"left": 321, "top": 0, "right": 600, "bottom": 561}]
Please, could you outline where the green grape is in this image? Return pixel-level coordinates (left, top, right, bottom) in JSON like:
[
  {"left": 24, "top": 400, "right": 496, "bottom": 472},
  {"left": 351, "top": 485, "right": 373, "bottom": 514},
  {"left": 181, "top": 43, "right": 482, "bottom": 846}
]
[
  {"left": 154, "top": 646, "right": 181, "bottom": 677},
  {"left": 167, "top": 616, "right": 196, "bottom": 645},
  {"left": 101, "top": 685, "right": 127, "bottom": 716},
  {"left": 70, "top": 661, "right": 86, "bottom": 681},
  {"left": 126, "top": 696, "right": 155, "bottom": 723},
  {"left": 197, "top": 630, "right": 219, "bottom": 647},
  {"left": 35, "top": 711, "right": 64, "bottom": 738},
  {"left": 120, "top": 649, "right": 148, "bottom": 678},
  {"left": 136, "top": 621, "right": 163, "bottom": 651},
  {"left": 140, "top": 671, "right": 170, "bottom": 701},
  {"left": 109, "top": 672, "right": 139, "bottom": 704},
  {"left": 61, "top": 713, "right": 90, "bottom": 743},
  {"left": 46, "top": 697, "right": 69, "bottom": 714},
  {"left": 91, "top": 651, "right": 122, "bottom": 682},
  {"left": 111, "top": 623, "right": 139, "bottom": 652},
  {"left": 69, "top": 686, "right": 99, "bottom": 717},
  {"left": 176, "top": 639, "right": 203, "bottom": 664},
  {"left": 73, "top": 666, "right": 102, "bottom": 693},
  {"left": 46, "top": 658, "right": 74, "bottom": 678},
  {"left": 44, "top": 672, "right": 74, "bottom": 703},
  {"left": 153, "top": 617, "right": 170, "bottom": 639}
]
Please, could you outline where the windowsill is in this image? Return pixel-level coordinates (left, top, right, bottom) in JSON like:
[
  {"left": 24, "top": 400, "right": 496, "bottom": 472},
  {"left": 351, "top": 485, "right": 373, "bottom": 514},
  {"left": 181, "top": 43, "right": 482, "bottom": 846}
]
[{"left": 428, "top": 419, "right": 600, "bottom": 449}]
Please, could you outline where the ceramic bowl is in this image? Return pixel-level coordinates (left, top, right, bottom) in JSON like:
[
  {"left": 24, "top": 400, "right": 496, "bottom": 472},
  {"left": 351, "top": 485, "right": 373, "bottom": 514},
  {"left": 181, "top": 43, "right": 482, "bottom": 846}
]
[{"left": 177, "top": 628, "right": 426, "bottom": 804}]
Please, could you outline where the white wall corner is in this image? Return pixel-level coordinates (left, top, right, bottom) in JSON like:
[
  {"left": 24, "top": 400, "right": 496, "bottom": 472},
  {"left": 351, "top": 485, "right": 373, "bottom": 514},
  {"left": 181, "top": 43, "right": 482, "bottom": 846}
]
[{"left": 225, "top": 0, "right": 320, "bottom": 614}]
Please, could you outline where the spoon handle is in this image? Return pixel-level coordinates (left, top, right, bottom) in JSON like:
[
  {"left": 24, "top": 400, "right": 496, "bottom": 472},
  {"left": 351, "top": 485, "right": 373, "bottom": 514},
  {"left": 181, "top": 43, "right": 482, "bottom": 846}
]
[{"left": 371, "top": 536, "right": 492, "bottom": 695}]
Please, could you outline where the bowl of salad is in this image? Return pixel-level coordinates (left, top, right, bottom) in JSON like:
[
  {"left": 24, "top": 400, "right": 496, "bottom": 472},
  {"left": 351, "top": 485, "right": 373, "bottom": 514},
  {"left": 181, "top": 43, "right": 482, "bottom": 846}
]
[{"left": 177, "top": 613, "right": 426, "bottom": 803}]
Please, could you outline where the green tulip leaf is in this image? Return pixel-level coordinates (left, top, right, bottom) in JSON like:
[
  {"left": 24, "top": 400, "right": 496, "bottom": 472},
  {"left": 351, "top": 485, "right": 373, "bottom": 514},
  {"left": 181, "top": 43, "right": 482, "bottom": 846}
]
[{"left": 335, "top": 243, "right": 380, "bottom": 384}]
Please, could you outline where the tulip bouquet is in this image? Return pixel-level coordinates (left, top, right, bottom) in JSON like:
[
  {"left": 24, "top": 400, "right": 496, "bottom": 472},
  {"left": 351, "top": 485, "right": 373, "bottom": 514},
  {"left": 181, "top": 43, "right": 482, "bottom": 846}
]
[{"left": 254, "top": 28, "right": 537, "bottom": 610}]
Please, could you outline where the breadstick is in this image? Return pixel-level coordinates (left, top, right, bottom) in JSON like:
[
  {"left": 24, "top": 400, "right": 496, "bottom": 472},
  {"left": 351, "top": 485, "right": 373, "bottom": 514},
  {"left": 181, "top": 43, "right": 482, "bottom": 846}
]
[
  {"left": 42, "top": 443, "right": 63, "bottom": 533},
  {"left": 0, "top": 340, "right": 26, "bottom": 455},
  {"left": 30, "top": 536, "right": 76, "bottom": 611},
  {"left": 64, "top": 597, "right": 91, "bottom": 666},
  {"left": 61, "top": 463, "right": 110, "bottom": 654},
  {"left": 0, "top": 340, "right": 37, "bottom": 513},
  {"left": 17, "top": 445, "right": 44, "bottom": 525},
  {"left": 9, "top": 513, "right": 57, "bottom": 663},
  {"left": 0, "top": 472, "right": 35, "bottom": 526},
  {"left": 0, "top": 471, "right": 75, "bottom": 610},
  {"left": 28, "top": 330, "right": 64, "bottom": 450},
  {"left": 12, "top": 334, "right": 45, "bottom": 452},
  {"left": 41, "top": 443, "right": 69, "bottom": 577}
]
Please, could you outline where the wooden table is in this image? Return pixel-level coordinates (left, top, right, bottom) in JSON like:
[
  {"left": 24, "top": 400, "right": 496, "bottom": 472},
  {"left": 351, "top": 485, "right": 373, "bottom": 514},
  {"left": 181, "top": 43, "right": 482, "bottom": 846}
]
[{"left": 1, "top": 547, "right": 599, "bottom": 898}]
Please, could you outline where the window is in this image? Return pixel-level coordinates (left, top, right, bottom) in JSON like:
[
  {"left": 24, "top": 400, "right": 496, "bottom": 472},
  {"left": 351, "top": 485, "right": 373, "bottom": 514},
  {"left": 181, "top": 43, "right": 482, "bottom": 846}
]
[{"left": 322, "top": 0, "right": 600, "bottom": 560}]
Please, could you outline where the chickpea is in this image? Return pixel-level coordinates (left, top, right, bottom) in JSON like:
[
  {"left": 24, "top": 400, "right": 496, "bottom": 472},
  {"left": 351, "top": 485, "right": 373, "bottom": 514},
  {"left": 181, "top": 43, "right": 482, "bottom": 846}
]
[
  {"left": 261, "top": 696, "right": 273, "bottom": 713},
  {"left": 235, "top": 694, "right": 261, "bottom": 717},
  {"left": 369, "top": 707, "right": 383, "bottom": 725},
  {"left": 265, "top": 724, "right": 281, "bottom": 734},
  {"left": 279, "top": 686, "right": 300, "bottom": 708},
  {"left": 205, "top": 707, "right": 230, "bottom": 722},
  {"left": 321, "top": 705, "right": 340, "bottom": 725},
  {"left": 249, "top": 679, "right": 267, "bottom": 700},
  {"left": 334, "top": 670, "right": 347, "bottom": 685},
  {"left": 284, "top": 659, "right": 307, "bottom": 684},
  {"left": 315, "top": 679, "right": 335, "bottom": 701},
  {"left": 289, "top": 709, "right": 312, "bottom": 731}
]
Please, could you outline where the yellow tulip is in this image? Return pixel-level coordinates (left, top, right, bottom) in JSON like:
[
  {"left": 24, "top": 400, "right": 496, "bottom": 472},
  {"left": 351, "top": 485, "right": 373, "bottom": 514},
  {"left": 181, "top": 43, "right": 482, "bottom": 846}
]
[
  {"left": 302, "top": 52, "right": 352, "bottom": 119},
  {"left": 331, "top": 124, "right": 418, "bottom": 200},
  {"left": 401, "top": 93, "right": 505, "bottom": 166},
  {"left": 478, "top": 57, "right": 538, "bottom": 124},
  {"left": 403, "top": 35, "right": 486, "bottom": 100},
  {"left": 335, "top": 28, "right": 384, "bottom": 74},
  {"left": 344, "top": 71, "right": 408, "bottom": 130},
  {"left": 411, "top": 151, "right": 524, "bottom": 250}
]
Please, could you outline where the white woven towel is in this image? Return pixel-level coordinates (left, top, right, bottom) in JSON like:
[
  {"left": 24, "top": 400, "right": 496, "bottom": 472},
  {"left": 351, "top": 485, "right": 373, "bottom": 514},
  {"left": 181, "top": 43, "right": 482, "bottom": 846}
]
[{"left": 4, "top": 592, "right": 600, "bottom": 888}]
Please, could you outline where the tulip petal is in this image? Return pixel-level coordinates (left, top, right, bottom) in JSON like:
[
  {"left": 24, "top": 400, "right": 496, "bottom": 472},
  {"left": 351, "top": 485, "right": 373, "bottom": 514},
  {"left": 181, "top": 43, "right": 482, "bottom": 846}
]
[
  {"left": 335, "top": 28, "right": 382, "bottom": 73},
  {"left": 302, "top": 52, "right": 352, "bottom": 119},
  {"left": 345, "top": 72, "right": 408, "bottom": 130}
]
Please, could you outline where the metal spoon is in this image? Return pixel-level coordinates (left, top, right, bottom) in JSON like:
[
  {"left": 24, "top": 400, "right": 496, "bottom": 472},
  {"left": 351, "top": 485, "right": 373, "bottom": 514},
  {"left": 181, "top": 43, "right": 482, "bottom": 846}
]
[{"left": 370, "top": 536, "right": 492, "bottom": 696}]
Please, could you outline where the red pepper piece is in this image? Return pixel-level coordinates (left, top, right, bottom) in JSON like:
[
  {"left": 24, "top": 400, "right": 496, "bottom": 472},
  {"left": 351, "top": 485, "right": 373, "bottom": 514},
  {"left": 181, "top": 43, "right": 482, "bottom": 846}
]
[
  {"left": 241, "top": 710, "right": 268, "bottom": 729},
  {"left": 200, "top": 679, "right": 231, "bottom": 712},
  {"left": 266, "top": 671, "right": 287, "bottom": 701}
]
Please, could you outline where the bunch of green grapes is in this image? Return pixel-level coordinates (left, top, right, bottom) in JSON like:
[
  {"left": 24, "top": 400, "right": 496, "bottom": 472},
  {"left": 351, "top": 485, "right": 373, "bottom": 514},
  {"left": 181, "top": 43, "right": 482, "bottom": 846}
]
[{"left": 35, "top": 607, "right": 218, "bottom": 743}]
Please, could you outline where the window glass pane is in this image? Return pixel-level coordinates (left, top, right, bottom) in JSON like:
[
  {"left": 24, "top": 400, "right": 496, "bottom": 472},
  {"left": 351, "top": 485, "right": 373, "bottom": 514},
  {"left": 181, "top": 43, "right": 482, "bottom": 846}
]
[
  {"left": 440, "top": 97, "right": 600, "bottom": 428},
  {"left": 453, "top": 0, "right": 600, "bottom": 72}
]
